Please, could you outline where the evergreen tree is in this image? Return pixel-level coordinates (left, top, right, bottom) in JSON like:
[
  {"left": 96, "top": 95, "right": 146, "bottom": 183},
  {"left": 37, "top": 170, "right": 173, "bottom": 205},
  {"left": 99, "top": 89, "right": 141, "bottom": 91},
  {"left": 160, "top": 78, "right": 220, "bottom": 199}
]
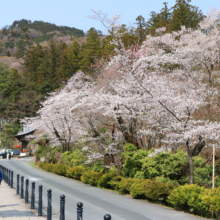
[
  {"left": 146, "top": 2, "right": 171, "bottom": 34},
  {"left": 6, "top": 50, "right": 11, "bottom": 57},
  {"left": 135, "top": 15, "right": 147, "bottom": 43},
  {"left": 22, "top": 44, "right": 45, "bottom": 85},
  {"left": 57, "top": 38, "right": 81, "bottom": 82},
  {"left": 79, "top": 28, "right": 102, "bottom": 72},
  {"left": 146, "top": 11, "right": 161, "bottom": 35},
  {"left": 15, "top": 27, "right": 33, "bottom": 58},
  {"left": 146, "top": 1, "right": 204, "bottom": 34},
  {"left": 169, "top": 0, "right": 204, "bottom": 31},
  {"left": 0, "top": 123, "right": 20, "bottom": 148}
]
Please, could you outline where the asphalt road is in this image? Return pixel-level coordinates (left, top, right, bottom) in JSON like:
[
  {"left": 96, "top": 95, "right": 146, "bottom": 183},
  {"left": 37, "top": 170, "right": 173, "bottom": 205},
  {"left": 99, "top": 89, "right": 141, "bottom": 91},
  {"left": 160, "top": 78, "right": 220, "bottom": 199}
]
[{"left": 0, "top": 158, "right": 206, "bottom": 220}]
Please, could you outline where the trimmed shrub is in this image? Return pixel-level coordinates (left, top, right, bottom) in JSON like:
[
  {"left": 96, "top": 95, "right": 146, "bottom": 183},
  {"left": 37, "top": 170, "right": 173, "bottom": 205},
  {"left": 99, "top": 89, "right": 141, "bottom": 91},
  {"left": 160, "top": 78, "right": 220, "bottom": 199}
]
[
  {"left": 168, "top": 184, "right": 207, "bottom": 214},
  {"left": 109, "top": 177, "right": 138, "bottom": 194},
  {"left": 97, "top": 172, "right": 117, "bottom": 189},
  {"left": 53, "top": 164, "right": 67, "bottom": 176},
  {"left": 130, "top": 179, "right": 175, "bottom": 202},
  {"left": 117, "top": 178, "right": 139, "bottom": 194},
  {"left": 81, "top": 171, "right": 103, "bottom": 186},
  {"left": 109, "top": 176, "right": 124, "bottom": 190},
  {"left": 43, "top": 163, "right": 55, "bottom": 172},
  {"left": 66, "top": 166, "right": 85, "bottom": 180},
  {"left": 38, "top": 162, "right": 45, "bottom": 169},
  {"left": 201, "top": 187, "right": 220, "bottom": 218}
]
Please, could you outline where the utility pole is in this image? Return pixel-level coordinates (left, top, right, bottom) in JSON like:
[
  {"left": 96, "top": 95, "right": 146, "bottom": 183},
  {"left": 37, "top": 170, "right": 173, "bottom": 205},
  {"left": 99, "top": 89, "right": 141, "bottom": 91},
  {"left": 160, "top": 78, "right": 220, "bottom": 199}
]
[{"left": 213, "top": 144, "right": 215, "bottom": 189}]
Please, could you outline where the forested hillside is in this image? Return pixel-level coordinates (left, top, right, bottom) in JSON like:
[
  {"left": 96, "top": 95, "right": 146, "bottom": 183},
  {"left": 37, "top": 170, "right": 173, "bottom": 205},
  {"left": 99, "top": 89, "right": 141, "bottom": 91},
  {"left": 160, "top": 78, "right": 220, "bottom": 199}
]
[
  {"left": 11, "top": 19, "right": 84, "bottom": 36},
  {"left": 0, "top": 19, "right": 85, "bottom": 57}
]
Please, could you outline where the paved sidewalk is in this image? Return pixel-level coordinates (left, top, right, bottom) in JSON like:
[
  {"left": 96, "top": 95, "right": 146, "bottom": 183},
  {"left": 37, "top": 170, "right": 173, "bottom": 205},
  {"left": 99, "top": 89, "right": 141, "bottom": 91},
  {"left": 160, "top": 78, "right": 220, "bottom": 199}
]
[{"left": 0, "top": 181, "right": 46, "bottom": 220}]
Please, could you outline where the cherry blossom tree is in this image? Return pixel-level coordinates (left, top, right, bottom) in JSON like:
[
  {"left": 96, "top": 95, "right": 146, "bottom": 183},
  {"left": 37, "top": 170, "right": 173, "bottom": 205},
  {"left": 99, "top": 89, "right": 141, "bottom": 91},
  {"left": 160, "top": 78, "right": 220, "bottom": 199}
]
[
  {"left": 23, "top": 71, "right": 93, "bottom": 151},
  {"left": 24, "top": 9, "right": 220, "bottom": 183},
  {"left": 87, "top": 9, "right": 220, "bottom": 183}
]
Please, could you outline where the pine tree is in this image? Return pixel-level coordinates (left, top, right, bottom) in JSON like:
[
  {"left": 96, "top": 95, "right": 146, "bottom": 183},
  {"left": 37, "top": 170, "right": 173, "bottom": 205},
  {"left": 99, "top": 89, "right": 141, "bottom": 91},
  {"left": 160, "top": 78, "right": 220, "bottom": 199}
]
[
  {"left": 169, "top": 0, "right": 205, "bottom": 31},
  {"left": 146, "top": 1, "right": 204, "bottom": 34},
  {"left": 15, "top": 27, "right": 33, "bottom": 58},
  {"left": 79, "top": 28, "right": 101, "bottom": 72},
  {"left": 57, "top": 38, "right": 81, "bottom": 82},
  {"left": 135, "top": 15, "right": 147, "bottom": 43}
]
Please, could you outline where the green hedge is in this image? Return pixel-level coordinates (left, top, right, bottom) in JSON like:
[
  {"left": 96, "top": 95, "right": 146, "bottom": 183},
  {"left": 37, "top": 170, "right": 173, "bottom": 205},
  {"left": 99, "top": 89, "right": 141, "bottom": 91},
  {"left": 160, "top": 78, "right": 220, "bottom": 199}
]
[
  {"left": 43, "top": 163, "right": 55, "bottom": 172},
  {"left": 66, "top": 166, "right": 85, "bottom": 180},
  {"left": 97, "top": 172, "right": 117, "bottom": 189},
  {"left": 38, "top": 161, "right": 220, "bottom": 218},
  {"left": 81, "top": 171, "right": 103, "bottom": 186},
  {"left": 168, "top": 184, "right": 207, "bottom": 214},
  {"left": 130, "top": 179, "right": 176, "bottom": 202},
  {"left": 53, "top": 164, "right": 68, "bottom": 176}
]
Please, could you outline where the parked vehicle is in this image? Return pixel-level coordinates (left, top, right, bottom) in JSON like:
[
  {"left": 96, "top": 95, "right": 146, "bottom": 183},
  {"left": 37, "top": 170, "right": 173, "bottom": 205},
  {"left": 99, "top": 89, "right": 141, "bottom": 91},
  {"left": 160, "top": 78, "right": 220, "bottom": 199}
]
[
  {"left": 0, "top": 151, "right": 7, "bottom": 159},
  {"left": 11, "top": 149, "right": 20, "bottom": 156}
]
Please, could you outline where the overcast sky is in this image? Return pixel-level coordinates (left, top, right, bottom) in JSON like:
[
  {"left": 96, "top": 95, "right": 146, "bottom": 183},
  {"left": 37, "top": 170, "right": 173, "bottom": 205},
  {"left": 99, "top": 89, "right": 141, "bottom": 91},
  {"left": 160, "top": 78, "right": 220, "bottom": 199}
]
[{"left": 1, "top": 0, "right": 219, "bottom": 32}]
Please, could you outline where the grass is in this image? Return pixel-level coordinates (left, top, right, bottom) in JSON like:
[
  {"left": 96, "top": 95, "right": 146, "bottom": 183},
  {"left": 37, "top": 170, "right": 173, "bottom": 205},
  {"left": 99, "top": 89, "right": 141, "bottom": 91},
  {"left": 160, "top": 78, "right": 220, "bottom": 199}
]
[{"left": 29, "top": 161, "right": 39, "bottom": 168}]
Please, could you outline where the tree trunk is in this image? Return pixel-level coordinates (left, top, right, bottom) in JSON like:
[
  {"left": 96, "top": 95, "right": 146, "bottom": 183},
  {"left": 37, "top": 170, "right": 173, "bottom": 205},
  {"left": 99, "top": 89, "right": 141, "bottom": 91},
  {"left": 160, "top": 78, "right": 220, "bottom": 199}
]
[
  {"left": 188, "top": 153, "right": 194, "bottom": 184},
  {"left": 186, "top": 139, "right": 194, "bottom": 184},
  {"left": 191, "top": 135, "right": 205, "bottom": 156}
]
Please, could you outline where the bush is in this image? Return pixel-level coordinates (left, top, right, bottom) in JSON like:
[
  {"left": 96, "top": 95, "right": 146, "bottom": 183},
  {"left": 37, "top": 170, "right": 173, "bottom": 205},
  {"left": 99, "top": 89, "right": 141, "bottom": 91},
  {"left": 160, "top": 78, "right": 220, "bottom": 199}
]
[
  {"left": 121, "top": 144, "right": 148, "bottom": 178},
  {"left": 81, "top": 171, "right": 103, "bottom": 186},
  {"left": 193, "top": 157, "right": 212, "bottom": 187},
  {"left": 168, "top": 184, "right": 207, "bottom": 214},
  {"left": 97, "top": 172, "right": 117, "bottom": 189},
  {"left": 53, "top": 164, "right": 68, "bottom": 176},
  {"left": 34, "top": 144, "right": 51, "bottom": 162},
  {"left": 92, "top": 163, "right": 107, "bottom": 173},
  {"left": 130, "top": 179, "right": 175, "bottom": 202},
  {"left": 43, "top": 163, "right": 55, "bottom": 172},
  {"left": 140, "top": 149, "right": 188, "bottom": 181},
  {"left": 201, "top": 187, "right": 220, "bottom": 219},
  {"left": 155, "top": 176, "right": 179, "bottom": 185},
  {"left": 59, "top": 149, "right": 86, "bottom": 167},
  {"left": 109, "top": 176, "right": 124, "bottom": 190},
  {"left": 38, "top": 162, "right": 45, "bottom": 169},
  {"left": 109, "top": 177, "right": 138, "bottom": 194},
  {"left": 66, "top": 166, "right": 85, "bottom": 180}
]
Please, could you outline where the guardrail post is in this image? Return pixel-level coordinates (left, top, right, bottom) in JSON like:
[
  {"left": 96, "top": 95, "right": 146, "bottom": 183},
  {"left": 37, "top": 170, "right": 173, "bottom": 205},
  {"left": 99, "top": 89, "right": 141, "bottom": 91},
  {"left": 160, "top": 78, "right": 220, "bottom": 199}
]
[
  {"left": 6, "top": 169, "right": 8, "bottom": 184},
  {"left": 4, "top": 167, "right": 6, "bottom": 182},
  {"left": 17, "top": 174, "right": 19, "bottom": 194},
  {"left": 2, "top": 167, "right": 4, "bottom": 181},
  {"left": 104, "top": 214, "right": 112, "bottom": 220},
  {"left": 31, "top": 182, "right": 35, "bottom": 209},
  {"left": 47, "top": 189, "right": 52, "bottom": 220},
  {"left": 8, "top": 170, "right": 10, "bottom": 186},
  {"left": 21, "top": 176, "right": 24, "bottom": 199},
  {"left": 25, "top": 179, "right": 29, "bottom": 203},
  {"left": 77, "top": 202, "right": 83, "bottom": 220},
  {"left": 38, "top": 185, "right": 43, "bottom": 216},
  {"left": 60, "top": 195, "right": 65, "bottom": 220},
  {"left": 11, "top": 171, "right": 13, "bottom": 188}
]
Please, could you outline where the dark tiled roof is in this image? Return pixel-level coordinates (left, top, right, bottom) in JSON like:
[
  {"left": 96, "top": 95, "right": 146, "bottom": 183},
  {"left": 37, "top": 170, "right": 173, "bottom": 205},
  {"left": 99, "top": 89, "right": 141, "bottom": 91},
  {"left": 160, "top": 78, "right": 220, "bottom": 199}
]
[{"left": 14, "top": 129, "right": 35, "bottom": 137}]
